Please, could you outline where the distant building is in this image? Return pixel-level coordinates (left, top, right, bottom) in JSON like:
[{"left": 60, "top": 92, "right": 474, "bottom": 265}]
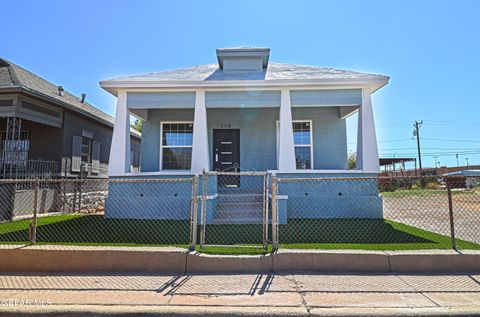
[
  {"left": 0, "top": 58, "right": 140, "bottom": 179},
  {"left": 382, "top": 164, "right": 480, "bottom": 177}
]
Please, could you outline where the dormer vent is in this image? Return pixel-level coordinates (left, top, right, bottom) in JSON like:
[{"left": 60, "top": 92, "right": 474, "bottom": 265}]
[{"left": 216, "top": 47, "right": 270, "bottom": 72}]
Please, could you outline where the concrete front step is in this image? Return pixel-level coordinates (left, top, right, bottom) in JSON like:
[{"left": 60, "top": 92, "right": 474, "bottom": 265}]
[
  {"left": 216, "top": 201, "right": 264, "bottom": 212},
  {"left": 213, "top": 218, "right": 264, "bottom": 224},
  {"left": 214, "top": 210, "right": 264, "bottom": 220},
  {"left": 216, "top": 193, "right": 264, "bottom": 204},
  {"left": 215, "top": 211, "right": 264, "bottom": 218},
  {"left": 214, "top": 201, "right": 264, "bottom": 223}
]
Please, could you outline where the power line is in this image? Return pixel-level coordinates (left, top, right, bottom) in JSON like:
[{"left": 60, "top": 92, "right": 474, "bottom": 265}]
[
  {"left": 348, "top": 137, "right": 480, "bottom": 145},
  {"left": 380, "top": 147, "right": 480, "bottom": 151},
  {"left": 421, "top": 137, "right": 480, "bottom": 143},
  {"left": 379, "top": 138, "right": 413, "bottom": 143},
  {"left": 380, "top": 151, "right": 480, "bottom": 157},
  {"left": 423, "top": 120, "right": 480, "bottom": 126}
]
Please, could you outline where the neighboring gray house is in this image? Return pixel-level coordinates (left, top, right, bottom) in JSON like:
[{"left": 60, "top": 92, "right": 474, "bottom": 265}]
[{"left": 0, "top": 57, "right": 140, "bottom": 179}]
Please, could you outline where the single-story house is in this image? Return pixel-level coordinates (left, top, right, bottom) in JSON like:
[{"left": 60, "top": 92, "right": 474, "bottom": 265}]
[{"left": 101, "top": 47, "right": 389, "bottom": 223}]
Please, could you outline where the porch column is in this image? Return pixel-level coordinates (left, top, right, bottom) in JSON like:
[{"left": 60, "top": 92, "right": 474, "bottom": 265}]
[
  {"left": 278, "top": 89, "right": 297, "bottom": 172},
  {"left": 191, "top": 90, "right": 210, "bottom": 173},
  {"left": 108, "top": 89, "right": 131, "bottom": 176},
  {"left": 356, "top": 88, "right": 380, "bottom": 173}
]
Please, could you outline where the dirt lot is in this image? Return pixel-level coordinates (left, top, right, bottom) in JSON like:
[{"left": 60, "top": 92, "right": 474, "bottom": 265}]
[{"left": 383, "top": 190, "right": 480, "bottom": 244}]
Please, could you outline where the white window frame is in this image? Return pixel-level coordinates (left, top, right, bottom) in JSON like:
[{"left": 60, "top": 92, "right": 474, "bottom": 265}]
[
  {"left": 159, "top": 121, "right": 194, "bottom": 171},
  {"left": 276, "top": 119, "right": 314, "bottom": 170}
]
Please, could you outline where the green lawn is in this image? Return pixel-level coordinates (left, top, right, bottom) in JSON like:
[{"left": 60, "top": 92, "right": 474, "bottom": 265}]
[
  {"left": 0, "top": 214, "right": 478, "bottom": 254},
  {"left": 0, "top": 214, "right": 190, "bottom": 247}
]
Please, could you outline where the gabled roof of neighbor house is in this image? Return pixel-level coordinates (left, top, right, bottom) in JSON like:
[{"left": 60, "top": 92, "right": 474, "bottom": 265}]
[{"left": 0, "top": 58, "right": 140, "bottom": 138}]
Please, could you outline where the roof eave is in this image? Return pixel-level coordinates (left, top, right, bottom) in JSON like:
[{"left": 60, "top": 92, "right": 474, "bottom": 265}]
[
  {"left": 100, "top": 77, "right": 389, "bottom": 94},
  {"left": 0, "top": 86, "right": 140, "bottom": 139}
]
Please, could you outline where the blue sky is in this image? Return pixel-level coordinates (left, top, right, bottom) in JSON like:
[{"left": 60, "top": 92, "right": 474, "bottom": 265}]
[{"left": 1, "top": 0, "right": 479, "bottom": 168}]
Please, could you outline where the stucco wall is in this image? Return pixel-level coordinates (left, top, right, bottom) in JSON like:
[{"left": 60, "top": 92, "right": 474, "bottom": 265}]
[
  {"left": 104, "top": 173, "right": 382, "bottom": 222},
  {"left": 276, "top": 173, "right": 383, "bottom": 220},
  {"left": 292, "top": 107, "right": 348, "bottom": 170},
  {"left": 140, "top": 107, "right": 279, "bottom": 172},
  {"left": 140, "top": 109, "right": 195, "bottom": 172},
  {"left": 139, "top": 106, "right": 347, "bottom": 171},
  {"left": 207, "top": 108, "right": 279, "bottom": 171}
]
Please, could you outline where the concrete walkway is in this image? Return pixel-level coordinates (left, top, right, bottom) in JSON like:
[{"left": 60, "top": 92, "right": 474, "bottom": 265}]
[{"left": 1, "top": 272, "right": 480, "bottom": 316}]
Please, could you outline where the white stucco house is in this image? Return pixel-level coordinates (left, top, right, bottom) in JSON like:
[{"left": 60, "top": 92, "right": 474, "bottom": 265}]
[{"left": 100, "top": 47, "right": 389, "bottom": 222}]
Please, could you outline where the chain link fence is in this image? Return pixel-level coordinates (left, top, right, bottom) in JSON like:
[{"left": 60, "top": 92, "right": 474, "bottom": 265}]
[
  {"left": 0, "top": 177, "right": 197, "bottom": 247},
  {"left": 272, "top": 175, "right": 480, "bottom": 250},
  {"left": 0, "top": 174, "right": 479, "bottom": 251},
  {"left": 199, "top": 171, "right": 269, "bottom": 250}
]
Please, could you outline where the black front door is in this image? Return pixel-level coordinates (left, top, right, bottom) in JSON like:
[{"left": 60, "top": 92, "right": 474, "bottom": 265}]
[{"left": 213, "top": 129, "right": 240, "bottom": 187}]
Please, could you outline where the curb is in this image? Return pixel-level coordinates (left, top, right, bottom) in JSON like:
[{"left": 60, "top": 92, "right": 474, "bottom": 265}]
[
  {"left": 0, "top": 245, "right": 479, "bottom": 273},
  {"left": 0, "top": 246, "right": 187, "bottom": 273},
  {"left": 273, "top": 250, "right": 390, "bottom": 272},
  {"left": 187, "top": 252, "right": 272, "bottom": 273},
  {"left": 2, "top": 305, "right": 480, "bottom": 317}
]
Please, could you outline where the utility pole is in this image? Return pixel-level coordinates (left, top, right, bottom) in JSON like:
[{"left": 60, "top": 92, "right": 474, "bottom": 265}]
[
  {"left": 466, "top": 158, "right": 470, "bottom": 169},
  {"left": 456, "top": 154, "right": 459, "bottom": 167},
  {"left": 413, "top": 120, "right": 423, "bottom": 179},
  {"left": 433, "top": 155, "right": 439, "bottom": 168}
]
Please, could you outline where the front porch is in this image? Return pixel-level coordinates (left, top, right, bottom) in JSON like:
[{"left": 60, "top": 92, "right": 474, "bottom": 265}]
[{"left": 109, "top": 87, "right": 379, "bottom": 177}]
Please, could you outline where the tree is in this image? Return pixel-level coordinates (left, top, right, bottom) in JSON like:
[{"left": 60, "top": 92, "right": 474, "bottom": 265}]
[
  {"left": 131, "top": 119, "right": 142, "bottom": 133},
  {"left": 347, "top": 152, "right": 356, "bottom": 169}
]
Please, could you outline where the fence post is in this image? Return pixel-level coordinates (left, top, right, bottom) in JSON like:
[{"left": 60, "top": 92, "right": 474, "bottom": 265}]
[
  {"left": 271, "top": 173, "right": 278, "bottom": 251},
  {"left": 78, "top": 178, "right": 82, "bottom": 213},
  {"left": 263, "top": 172, "right": 269, "bottom": 249},
  {"left": 189, "top": 175, "right": 199, "bottom": 251},
  {"left": 62, "top": 178, "right": 67, "bottom": 214},
  {"left": 199, "top": 170, "right": 208, "bottom": 248},
  {"left": 30, "top": 180, "right": 39, "bottom": 244},
  {"left": 446, "top": 178, "right": 457, "bottom": 250}
]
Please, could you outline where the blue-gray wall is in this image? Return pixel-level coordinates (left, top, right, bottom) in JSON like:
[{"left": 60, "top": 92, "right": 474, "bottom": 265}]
[
  {"left": 207, "top": 108, "right": 279, "bottom": 171},
  {"left": 292, "top": 107, "right": 348, "bottom": 170},
  {"left": 139, "top": 106, "right": 347, "bottom": 172},
  {"left": 290, "top": 89, "right": 361, "bottom": 106},
  {"left": 104, "top": 173, "right": 383, "bottom": 223},
  {"left": 127, "top": 92, "right": 195, "bottom": 109},
  {"left": 140, "top": 109, "right": 194, "bottom": 172},
  {"left": 206, "top": 91, "right": 280, "bottom": 108}
]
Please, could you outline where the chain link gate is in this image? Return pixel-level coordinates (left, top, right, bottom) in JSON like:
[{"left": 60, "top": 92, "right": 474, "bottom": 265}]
[{"left": 198, "top": 171, "right": 270, "bottom": 250}]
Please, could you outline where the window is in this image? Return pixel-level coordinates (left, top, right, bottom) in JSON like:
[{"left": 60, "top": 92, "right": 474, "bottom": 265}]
[
  {"left": 0, "top": 131, "right": 30, "bottom": 169},
  {"left": 161, "top": 122, "right": 193, "bottom": 170},
  {"left": 276, "top": 120, "right": 313, "bottom": 170},
  {"left": 293, "top": 121, "right": 312, "bottom": 169},
  {"left": 81, "top": 137, "right": 92, "bottom": 164}
]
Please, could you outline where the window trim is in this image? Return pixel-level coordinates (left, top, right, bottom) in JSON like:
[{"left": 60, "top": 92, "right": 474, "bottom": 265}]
[
  {"left": 159, "top": 121, "right": 194, "bottom": 171},
  {"left": 276, "top": 119, "right": 314, "bottom": 170}
]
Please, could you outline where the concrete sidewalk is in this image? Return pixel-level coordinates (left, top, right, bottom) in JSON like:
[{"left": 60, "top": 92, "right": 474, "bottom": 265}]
[{"left": 1, "top": 272, "right": 480, "bottom": 316}]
